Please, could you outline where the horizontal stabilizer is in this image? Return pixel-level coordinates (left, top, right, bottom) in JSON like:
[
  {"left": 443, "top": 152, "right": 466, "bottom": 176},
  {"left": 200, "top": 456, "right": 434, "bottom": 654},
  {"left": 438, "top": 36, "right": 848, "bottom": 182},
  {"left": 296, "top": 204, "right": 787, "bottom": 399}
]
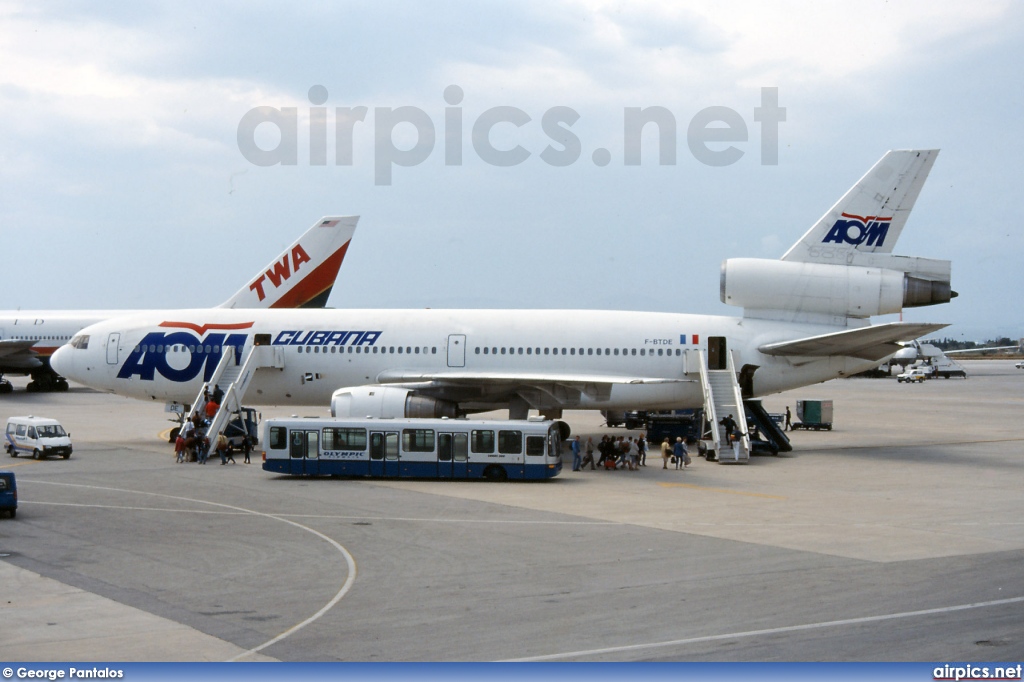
[{"left": 758, "top": 322, "right": 948, "bottom": 361}]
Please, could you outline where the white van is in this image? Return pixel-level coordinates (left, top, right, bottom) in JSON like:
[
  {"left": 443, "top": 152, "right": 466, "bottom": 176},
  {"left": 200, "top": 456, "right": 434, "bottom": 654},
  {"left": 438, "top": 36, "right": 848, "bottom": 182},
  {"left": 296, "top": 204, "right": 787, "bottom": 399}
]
[{"left": 5, "top": 416, "right": 73, "bottom": 459}]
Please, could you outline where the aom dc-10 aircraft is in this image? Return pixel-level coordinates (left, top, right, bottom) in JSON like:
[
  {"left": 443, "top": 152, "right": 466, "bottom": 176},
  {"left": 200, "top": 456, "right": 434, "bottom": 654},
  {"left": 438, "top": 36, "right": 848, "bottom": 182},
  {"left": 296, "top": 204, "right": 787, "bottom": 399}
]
[
  {"left": 52, "top": 151, "right": 953, "bottom": 432},
  {"left": 0, "top": 216, "right": 357, "bottom": 393}
]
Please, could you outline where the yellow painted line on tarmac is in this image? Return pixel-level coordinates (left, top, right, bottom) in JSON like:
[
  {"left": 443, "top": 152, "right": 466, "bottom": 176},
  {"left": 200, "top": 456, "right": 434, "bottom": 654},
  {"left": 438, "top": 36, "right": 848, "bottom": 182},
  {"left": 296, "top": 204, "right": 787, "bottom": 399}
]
[
  {"left": 657, "top": 481, "right": 786, "bottom": 500},
  {"left": 4, "top": 460, "right": 42, "bottom": 468},
  {"left": 157, "top": 427, "right": 175, "bottom": 442}
]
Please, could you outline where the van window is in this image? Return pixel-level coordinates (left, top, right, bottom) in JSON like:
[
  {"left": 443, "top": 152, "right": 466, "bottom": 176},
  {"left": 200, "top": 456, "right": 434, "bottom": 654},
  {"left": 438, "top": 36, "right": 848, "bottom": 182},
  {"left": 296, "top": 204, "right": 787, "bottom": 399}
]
[
  {"left": 27, "top": 427, "right": 37, "bottom": 439},
  {"left": 16, "top": 425, "right": 26, "bottom": 437}
]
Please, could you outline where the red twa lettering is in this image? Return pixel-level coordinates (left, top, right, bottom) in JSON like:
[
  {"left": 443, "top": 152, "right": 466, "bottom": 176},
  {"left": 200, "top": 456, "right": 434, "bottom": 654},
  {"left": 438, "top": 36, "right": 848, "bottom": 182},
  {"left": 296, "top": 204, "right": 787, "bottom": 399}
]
[{"left": 247, "top": 245, "right": 313, "bottom": 301}]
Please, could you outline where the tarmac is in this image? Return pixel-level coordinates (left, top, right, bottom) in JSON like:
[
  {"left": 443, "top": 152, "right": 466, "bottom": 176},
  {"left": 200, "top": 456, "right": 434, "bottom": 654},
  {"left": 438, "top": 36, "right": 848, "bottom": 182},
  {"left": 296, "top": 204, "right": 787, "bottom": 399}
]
[{"left": 0, "top": 359, "right": 1022, "bottom": 661}]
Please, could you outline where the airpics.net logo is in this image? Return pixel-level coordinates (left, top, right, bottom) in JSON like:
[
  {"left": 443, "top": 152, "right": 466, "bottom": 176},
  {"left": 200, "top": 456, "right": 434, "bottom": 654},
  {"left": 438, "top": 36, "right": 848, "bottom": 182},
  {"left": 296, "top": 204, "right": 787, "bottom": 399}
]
[{"left": 236, "top": 85, "right": 786, "bottom": 185}]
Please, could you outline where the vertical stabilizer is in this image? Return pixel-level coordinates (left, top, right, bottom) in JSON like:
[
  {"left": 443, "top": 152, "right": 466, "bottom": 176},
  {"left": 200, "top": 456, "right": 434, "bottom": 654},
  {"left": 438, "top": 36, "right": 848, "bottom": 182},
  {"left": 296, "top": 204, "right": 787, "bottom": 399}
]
[
  {"left": 782, "top": 150, "right": 938, "bottom": 263},
  {"left": 219, "top": 216, "right": 358, "bottom": 309}
]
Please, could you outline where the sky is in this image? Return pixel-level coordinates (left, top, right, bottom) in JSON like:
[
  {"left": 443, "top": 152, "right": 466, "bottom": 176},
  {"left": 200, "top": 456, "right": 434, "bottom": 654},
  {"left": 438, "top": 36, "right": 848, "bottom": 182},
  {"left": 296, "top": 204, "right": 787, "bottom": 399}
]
[{"left": 1, "top": 0, "right": 1022, "bottom": 342}]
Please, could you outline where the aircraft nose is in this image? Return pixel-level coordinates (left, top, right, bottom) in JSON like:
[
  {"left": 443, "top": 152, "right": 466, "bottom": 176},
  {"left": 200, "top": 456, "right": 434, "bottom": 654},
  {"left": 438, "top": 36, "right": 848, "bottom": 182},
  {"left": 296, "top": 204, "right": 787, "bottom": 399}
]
[{"left": 50, "top": 344, "right": 75, "bottom": 378}]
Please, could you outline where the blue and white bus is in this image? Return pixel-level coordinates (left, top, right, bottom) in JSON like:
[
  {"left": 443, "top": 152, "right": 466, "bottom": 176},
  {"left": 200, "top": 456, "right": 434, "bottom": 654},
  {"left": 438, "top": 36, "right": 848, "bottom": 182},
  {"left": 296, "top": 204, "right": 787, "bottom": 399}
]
[{"left": 262, "top": 417, "right": 566, "bottom": 481}]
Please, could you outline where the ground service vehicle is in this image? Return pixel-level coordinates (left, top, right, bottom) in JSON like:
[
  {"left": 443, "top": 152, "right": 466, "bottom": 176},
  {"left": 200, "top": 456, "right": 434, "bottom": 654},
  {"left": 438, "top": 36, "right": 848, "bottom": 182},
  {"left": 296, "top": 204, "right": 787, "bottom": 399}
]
[
  {"left": 897, "top": 368, "right": 931, "bottom": 383},
  {"left": 5, "top": 416, "right": 73, "bottom": 459},
  {"left": 263, "top": 417, "right": 565, "bottom": 481},
  {"left": 0, "top": 471, "right": 16, "bottom": 518},
  {"left": 791, "top": 400, "right": 834, "bottom": 430}
]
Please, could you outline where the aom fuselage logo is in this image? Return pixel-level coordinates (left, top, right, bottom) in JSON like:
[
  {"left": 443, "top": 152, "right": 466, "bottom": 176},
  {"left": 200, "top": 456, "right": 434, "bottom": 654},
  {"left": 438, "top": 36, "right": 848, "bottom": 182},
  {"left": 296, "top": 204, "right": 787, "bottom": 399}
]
[{"left": 822, "top": 212, "right": 892, "bottom": 247}]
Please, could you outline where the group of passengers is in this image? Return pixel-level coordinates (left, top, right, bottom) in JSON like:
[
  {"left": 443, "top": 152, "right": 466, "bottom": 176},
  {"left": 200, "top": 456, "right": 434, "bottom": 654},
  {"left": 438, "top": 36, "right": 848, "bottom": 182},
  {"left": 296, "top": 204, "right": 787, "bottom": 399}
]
[
  {"left": 571, "top": 434, "right": 690, "bottom": 471},
  {"left": 172, "top": 385, "right": 246, "bottom": 466}
]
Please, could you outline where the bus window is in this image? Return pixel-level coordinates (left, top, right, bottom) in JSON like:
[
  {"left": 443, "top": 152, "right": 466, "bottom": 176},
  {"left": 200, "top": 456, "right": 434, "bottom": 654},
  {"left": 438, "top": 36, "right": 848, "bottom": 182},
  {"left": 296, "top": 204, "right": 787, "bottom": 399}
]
[
  {"left": 453, "top": 433, "right": 468, "bottom": 462},
  {"left": 438, "top": 433, "right": 452, "bottom": 461},
  {"left": 471, "top": 430, "right": 494, "bottom": 453},
  {"left": 498, "top": 430, "right": 522, "bottom": 454},
  {"left": 324, "top": 427, "right": 367, "bottom": 450},
  {"left": 402, "top": 429, "right": 435, "bottom": 453},
  {"left": 526, "top": 435, "right": 545, "bottom": 456},
  {"left": 269, "top": 427, "right": 287, "bottom": 450},
  {"left": 307, "top": 431, "right": 319, "bottom": 459},
  {"left": 385, "top": 432, "right": 400, "bottom": 460}
]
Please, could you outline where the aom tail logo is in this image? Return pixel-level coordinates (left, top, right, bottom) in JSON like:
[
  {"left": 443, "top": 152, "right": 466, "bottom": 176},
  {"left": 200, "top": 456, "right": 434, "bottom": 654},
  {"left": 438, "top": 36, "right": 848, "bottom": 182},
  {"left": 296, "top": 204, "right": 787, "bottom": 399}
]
[
  {"left": 248, "top": 245, "right": 312, "bottom": 301},
  {"left": 822, "top": 212, "right": 892, "bottom": 247}
]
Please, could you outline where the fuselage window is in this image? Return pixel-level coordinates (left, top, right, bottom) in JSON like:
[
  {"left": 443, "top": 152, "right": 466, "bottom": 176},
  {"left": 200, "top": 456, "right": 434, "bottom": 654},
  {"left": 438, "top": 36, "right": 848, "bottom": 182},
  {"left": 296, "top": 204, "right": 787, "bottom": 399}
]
[
  {"left": 518, "top": 347, "right": 523, "bottom": 355},
  {"left": 614, "top": 348, "right": 619, "bottom": 356},
  {"left": 544, "top": 348, "right": 549, "bottom": 355},
  {"left": 526, "top": 347, "right": 532, "bottom": 355},
  {"left": 640, "top": 349, "right": 645, "bottom": 356},
  {"left": 415, "top": 347, "right": 420, "bottom": 354},
  {"left": 570, "top": 348, "right": 575, "bottom": 356},
  {"left": 501, "top": 347, "right": 506, "bottom": 355},
  {"left": 157, "top": 345, "right": 164, "bottom": 353},
  {"left": 631, "top": 348, "right": 636, "bottom": 356},
  {"left": 561, "top": 348, "right": 567, "bottom": 355},
  {"left": 588, "top": 348, "right": 593, "bottom": 355}
]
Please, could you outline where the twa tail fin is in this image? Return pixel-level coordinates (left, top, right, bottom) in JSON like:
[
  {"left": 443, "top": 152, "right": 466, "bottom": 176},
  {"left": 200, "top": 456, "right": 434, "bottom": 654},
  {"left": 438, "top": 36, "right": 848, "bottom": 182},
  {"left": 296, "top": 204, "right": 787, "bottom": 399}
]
[
  {"left": 218, "top": 216, "right": 359, "bottom": 309},
  {"left": 782, "top": 150, "right": 938, "bottom": 264}
]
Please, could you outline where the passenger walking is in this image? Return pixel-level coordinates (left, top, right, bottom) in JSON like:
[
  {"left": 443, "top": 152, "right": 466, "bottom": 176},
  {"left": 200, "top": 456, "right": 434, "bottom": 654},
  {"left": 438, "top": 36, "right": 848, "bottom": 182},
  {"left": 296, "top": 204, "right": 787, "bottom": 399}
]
[
  {"left": 217, "top": 433, "right": 234, "bottom": 465},
  {"left": 785, "top": 406, "right": 792, "bottom": 431},
  {"left": 571, "top": 436, "right": 582, "bottom": 471},
  {"left": 627, "top": 437, "right": 639, "bottom": 471},
  {"left": 581, "top": 437, "right": 596, "bottom": 470},
  {"left": 637, "top": 434, "right": 647, "bottom": 466},
  {"left": 204, "top": 397, "right": 219, "bottom": 422},
  {"left": 673, "top": 437, "right": 686, "bottom": 470},
  {"left": 180, "top": 418, "right": 197, "bottom": 462},
  {"left": 174, "top": 434, "right": 186, "bottom": 463},
  {"left": 720, "top": 414, "right": 737, "bottom": 442},
  {"left": 661, "top": 437, "right": 671, "bottom": 469}
]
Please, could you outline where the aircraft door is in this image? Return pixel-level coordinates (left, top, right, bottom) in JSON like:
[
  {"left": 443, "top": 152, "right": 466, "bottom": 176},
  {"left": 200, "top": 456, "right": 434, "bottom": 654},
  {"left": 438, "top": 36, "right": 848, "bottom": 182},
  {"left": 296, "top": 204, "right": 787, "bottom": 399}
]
[
  {"left": 437, "top": 433, "right": 453, "bottom": 479},
  {"left": 447, "top": 334, "right": 466, "bottom": 368},
  {"left": 369, "top": 431, "right": 385, "bottom": 477},
  {"left": 106, "top": 332, "right": 121, "bottom": 365},
  {"left": 708, "top": 336, "right": 727, "bottom": 370}
]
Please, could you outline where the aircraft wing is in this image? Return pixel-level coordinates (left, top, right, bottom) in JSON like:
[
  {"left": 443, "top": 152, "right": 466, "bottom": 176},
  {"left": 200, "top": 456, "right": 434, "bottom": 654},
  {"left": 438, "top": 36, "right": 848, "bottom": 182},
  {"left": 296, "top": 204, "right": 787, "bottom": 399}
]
[
  {"left": 376, "top": 369, "right": 684, "bottom": 386},
  {"left": 0, "top": 339, "right": 44, "bottom": 369},
  {"left": 758, "top": 322, "right": 948, "bottom": 361},
  {"left": 374, "top": 369, "right": 691, "bottom": 405}
]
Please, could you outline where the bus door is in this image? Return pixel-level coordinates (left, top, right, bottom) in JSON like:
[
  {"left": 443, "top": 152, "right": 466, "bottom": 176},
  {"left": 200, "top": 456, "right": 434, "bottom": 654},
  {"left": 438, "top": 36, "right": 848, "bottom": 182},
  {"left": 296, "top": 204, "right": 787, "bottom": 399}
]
[
  {"left": 369, "top": 432, "right": 386, "bottom": 476},
  {"left": 437, "top": 433, "right": 454, "bottom": 479},
  {"left": 369, "top": 431, "right": 400, "bottom": 477},
  {"left": 451, "top": 432, "right": 469, "bottom": 478},
  {"left": 289, "top": 429, "right": 320, "bottom": 475},
  {"left": 383, "top": 431, "right": 400, "bottom": 477}
]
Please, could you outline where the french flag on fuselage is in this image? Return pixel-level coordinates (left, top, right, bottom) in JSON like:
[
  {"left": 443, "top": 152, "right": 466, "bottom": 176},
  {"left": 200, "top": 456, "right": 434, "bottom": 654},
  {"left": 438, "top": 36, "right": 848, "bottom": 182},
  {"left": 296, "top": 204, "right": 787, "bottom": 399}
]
[{"left": 680, "top": 334, "right": 700, "bottom": 345}]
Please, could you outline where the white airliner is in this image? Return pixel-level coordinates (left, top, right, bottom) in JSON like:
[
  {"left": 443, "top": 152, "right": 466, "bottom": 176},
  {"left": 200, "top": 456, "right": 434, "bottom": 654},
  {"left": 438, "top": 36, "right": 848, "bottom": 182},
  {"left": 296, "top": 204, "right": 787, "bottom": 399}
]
[
  {"left": 52, "top": 151, "right": 953, "bottom": 420},
  {"left": 0, "top": 216, "right": 358, "bottom": 393}
]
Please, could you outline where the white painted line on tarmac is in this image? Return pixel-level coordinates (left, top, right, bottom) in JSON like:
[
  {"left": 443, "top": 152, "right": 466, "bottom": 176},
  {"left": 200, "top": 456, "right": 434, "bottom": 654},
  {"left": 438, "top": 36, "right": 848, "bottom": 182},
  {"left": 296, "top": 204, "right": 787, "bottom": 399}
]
[
  {"left": 504, "top": 594, "right": 1024, "bottom": 661},
  {"left": 21, "top": 479, "right": 356, "bottom": 662}
]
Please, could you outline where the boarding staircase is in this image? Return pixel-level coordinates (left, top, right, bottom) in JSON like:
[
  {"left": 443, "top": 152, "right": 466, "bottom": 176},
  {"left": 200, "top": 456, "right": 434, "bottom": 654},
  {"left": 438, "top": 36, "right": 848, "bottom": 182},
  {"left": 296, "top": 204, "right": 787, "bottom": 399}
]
[
  {"left": 184, "top": 344, "right": 285, "bottom": 445},
  {"left": 687, "top": 349, "right": 750, "bottom": 463}
]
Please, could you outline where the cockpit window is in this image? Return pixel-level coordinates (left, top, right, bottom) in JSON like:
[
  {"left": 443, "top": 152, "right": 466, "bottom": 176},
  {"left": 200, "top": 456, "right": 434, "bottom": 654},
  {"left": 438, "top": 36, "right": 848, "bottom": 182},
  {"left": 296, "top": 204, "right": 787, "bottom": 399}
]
[{"left": 70, "top": 334, "right": 90, "bottom": 350}]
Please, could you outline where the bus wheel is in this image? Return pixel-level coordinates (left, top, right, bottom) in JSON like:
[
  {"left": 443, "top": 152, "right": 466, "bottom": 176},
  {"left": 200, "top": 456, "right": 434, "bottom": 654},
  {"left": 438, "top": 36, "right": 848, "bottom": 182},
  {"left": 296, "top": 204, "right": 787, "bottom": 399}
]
[
  {"left": 33, "top": 449, "right": 41, "bottom": 460},
  {"left": 483, "top": 465, "right": 507, "bottom": 482}
]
